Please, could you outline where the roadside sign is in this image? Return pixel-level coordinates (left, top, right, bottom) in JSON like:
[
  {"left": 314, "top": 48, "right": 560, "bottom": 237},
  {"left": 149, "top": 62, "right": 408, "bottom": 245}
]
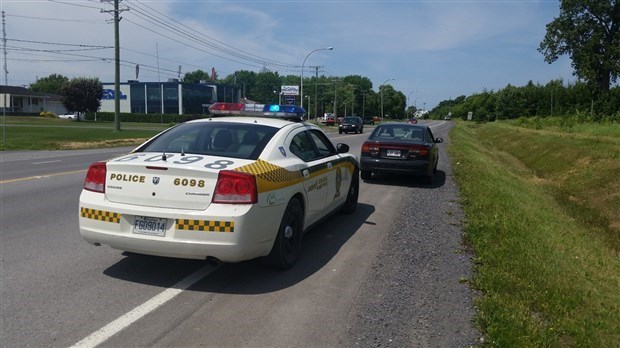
[{"left": 284, "top": 95, "right": 295, "bottom": 105}]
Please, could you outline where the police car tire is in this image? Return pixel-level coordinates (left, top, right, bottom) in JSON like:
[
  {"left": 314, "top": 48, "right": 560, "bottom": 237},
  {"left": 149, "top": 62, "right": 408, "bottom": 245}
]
[
  {"left": 265, "top": 198, "right": 304, "bottom": 270},
  {"left": 341, "top": 170, "right": 359, "bottom": 214}
]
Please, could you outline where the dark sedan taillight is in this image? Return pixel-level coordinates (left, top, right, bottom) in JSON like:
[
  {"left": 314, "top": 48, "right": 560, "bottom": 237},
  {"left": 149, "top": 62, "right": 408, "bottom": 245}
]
[
  {"left": 407, "top": 144, "right": 430, "bottom": 158},
  {"left": 361, "top": 142, "right": 380, "bottom": 157}
]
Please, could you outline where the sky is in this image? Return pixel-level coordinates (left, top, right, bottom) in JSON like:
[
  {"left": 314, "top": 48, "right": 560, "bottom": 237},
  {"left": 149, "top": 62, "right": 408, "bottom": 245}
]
[{"left": 0, "top": 0, "right": 575, "bottom": 109}]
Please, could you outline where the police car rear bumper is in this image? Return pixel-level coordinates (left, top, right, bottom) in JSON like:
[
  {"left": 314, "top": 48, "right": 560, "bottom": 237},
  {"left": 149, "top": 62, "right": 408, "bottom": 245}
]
[{"left": 78, "top": 192, "right": 283, "bottom": 262}]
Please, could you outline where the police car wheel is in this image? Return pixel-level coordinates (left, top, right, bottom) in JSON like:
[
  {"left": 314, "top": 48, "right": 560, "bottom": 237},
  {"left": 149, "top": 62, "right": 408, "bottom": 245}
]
[
  {"left": 265, "top": 198, "right": 304, "bottom": 270},
  {"left": 341, "top": 170, "right": 359, "bottom": 214}
]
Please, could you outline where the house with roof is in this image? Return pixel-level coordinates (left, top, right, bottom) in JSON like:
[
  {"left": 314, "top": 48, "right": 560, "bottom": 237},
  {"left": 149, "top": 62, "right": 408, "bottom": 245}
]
[{"left": 0, "top": 85, "right": 68, "bottom": 115}]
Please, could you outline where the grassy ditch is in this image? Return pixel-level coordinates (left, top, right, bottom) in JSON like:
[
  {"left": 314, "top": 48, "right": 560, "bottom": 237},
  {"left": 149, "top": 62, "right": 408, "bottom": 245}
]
[
  {"left": 0, "top": 117, "right": 169, "bottom": 150},
  {"left": 449, "top": 121, "right": 619, "bottom": 346}
]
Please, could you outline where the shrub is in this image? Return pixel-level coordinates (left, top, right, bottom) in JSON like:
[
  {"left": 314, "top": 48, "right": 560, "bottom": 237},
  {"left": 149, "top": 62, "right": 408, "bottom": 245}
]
[{"left": 40, "top": 111, "right": 57, "bottom": 118}]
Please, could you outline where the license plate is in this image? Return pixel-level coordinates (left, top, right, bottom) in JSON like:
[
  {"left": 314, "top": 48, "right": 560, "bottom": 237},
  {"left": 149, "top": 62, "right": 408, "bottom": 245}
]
[
  {"left": 387, "top": 149, "right": 401, "bottom": 157},
  {"left": 133, "top": 216, "right": 167, "bottom": 237}
]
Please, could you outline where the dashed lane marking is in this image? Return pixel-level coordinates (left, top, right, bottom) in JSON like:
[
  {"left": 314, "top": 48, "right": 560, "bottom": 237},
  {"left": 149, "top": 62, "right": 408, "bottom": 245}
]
[{"left": 0, "top": 170, "right": 86, "bottom": 184}]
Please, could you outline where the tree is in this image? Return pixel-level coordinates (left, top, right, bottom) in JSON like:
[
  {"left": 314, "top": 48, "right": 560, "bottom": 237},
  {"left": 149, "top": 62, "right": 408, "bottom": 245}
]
[
  {"left": 182, "top": 69, "right": 211, "bottom": 84},
  {"left": 220, "top": 70, "right": 257, "bottom": 99},
  {"left": 29, "top": 74, "right": 69, "bottom": 94},
  {"left": 539, "top": 0, "right": 620, "bottom": 92},
  {"left": 59, "top": 77, "right": 103, "bottom": 120},
  {"left": 253, "top": 71, "right": 282, "bottom": 104}
]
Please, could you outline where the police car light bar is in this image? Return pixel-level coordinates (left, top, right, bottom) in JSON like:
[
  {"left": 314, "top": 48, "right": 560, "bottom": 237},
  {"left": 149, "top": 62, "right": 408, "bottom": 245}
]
[{"left": 209, "top": 103, "right": 306, "bottom": 121}]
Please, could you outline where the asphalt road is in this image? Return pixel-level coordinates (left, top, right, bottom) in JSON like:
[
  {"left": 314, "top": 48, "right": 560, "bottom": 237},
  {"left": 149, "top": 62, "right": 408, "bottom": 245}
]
[{"left": 0, "top": 121, "right": 479, "bottom": 347}]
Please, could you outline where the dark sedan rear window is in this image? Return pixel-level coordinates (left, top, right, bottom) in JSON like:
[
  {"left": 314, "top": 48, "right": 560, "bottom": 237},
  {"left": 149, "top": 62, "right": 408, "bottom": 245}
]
[
  {"left": 370, "top": 125, "right": 425, "bottom": 141},
  {"left": 137, "top": 122, "right": 278, "bottom": 160}
]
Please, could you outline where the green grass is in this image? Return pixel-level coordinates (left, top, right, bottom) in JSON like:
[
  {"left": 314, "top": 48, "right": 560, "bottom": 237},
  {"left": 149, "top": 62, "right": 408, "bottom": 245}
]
[
  {"left": 450, "top": 121, "right": 620, "bottom": 347},
  {"left": 0, "top": 116, "right": 169, "bottom": 150}
]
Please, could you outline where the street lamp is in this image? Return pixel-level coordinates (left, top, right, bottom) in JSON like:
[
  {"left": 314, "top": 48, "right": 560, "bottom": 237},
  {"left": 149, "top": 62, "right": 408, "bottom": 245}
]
[
  {"left": 380, "top": 78, "right": 394, "bottom": 121},
  {"left": 414, "top": 96, "right": 422, "bottom": 109},
  {"left": 301, "top": 47, "right": 333, "bottom": 110},
  {"left": 407, "top": 90, "right": 417, "bottom": 116}
]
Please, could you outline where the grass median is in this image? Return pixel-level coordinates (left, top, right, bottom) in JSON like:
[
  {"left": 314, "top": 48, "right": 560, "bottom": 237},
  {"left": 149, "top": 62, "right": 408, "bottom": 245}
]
[
  {"left": 450, "top": 120, "right": 619, "bottom": 346},
  {"left": 0, "top": 117, "right": 169, "bottom": 150}
]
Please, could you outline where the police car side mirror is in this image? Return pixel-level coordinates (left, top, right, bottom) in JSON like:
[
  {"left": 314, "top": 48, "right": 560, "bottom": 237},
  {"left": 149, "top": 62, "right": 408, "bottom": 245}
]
[{"left": 336, "top": 143, "right": 350, "bottom": 153}]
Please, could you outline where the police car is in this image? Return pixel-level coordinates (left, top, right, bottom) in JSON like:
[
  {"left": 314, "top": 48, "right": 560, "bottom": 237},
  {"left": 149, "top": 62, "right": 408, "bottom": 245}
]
[{"left": 79, "top": 103, "right": 359, "bottom": 269}]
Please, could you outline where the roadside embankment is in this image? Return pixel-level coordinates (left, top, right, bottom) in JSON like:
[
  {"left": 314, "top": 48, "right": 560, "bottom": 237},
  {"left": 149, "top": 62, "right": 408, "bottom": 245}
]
[{"left": 450, "top": 120, "right": 619, "bottom": 346}]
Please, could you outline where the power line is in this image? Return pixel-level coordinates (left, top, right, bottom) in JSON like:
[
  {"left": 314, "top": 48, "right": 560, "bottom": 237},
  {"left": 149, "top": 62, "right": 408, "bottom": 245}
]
[
  {"left": 126, "top": 0, "right": 296, "bottom": 69},
  {"left": 5, "top": 13, "right": 101, "bottom": 23},
  {"left": 8, "top": 39, "right": 112, "bottom": 49}
]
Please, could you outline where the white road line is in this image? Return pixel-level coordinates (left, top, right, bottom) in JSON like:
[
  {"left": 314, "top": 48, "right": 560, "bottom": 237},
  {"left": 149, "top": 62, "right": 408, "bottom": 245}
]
[
  {"left": 32, "top": 160, "right": 62, "bottom": 165},
  {"left": 70, "top": 264, "right": 219, "bottom": 348}
]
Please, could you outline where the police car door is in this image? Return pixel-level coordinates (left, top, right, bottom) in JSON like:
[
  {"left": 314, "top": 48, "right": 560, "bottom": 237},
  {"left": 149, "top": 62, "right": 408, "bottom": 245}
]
[
  {"left": 305, "top": 130, "right": 342, "bottom": 213},
  {"left": 288, "top": 130, "right": 331, "bottom": 224}
]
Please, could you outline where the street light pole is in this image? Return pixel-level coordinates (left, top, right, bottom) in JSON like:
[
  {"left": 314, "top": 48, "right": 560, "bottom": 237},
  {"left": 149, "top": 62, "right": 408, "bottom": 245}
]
[
  {"left": 414, "top": 96, "right": 422, "bottom": 109},
  {"left": 380, "top": 78, "right": 394, "bottom": 121},
  {"left": 301, "top": 47, "right": 333, "bottom": 110}
]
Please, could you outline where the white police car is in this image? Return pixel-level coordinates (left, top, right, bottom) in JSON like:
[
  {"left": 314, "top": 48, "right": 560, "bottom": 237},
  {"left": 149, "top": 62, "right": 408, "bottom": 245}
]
[{"left": 79, "top": 103, "right": 359, "bottom": 269}]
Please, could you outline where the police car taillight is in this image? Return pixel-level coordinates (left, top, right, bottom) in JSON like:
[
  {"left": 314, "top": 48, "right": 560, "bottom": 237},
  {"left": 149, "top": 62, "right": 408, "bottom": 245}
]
[
  {"left": 212, "top": 170, "right": 257, "bottom": 204},
  {"left": 208, "top": 102, "right": 306, "bottom": 121},
  {"left": 84, "top": 161, "right": 106, "bottom": 193}
]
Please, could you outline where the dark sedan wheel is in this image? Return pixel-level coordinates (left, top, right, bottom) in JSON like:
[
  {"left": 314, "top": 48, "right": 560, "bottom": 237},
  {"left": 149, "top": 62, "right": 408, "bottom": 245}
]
[
  {"left": 265, "top": 198, "right": 303, "bottom": 270},
  {"left": 360, "top": 170, "right": 372, "bottom": 180}
]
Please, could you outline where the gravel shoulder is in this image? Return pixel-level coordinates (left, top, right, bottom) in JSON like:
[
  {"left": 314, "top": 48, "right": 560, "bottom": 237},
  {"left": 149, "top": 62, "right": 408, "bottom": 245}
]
[{"left": 344, "top": 122, "right": 481, "bottom": 347}]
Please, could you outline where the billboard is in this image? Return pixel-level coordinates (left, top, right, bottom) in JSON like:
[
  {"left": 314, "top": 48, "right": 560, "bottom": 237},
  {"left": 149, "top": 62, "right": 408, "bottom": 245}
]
[{"left": 281, "top": 85, "right": 299, "bottom": 96}]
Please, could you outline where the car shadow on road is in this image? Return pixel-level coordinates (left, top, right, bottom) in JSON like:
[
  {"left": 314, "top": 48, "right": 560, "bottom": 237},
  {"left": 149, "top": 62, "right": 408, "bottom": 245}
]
[
  {"left": 102, "top": 202, "right": 375, "bottom": 293},
  {"left": 361, "top": 170, "right": 446, "bottom": 189}
]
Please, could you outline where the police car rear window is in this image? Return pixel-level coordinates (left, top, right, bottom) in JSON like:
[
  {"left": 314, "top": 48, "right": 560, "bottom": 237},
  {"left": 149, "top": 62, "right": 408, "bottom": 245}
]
[{"left": 138, "top": 122, "right": 278, "bottom": 160}]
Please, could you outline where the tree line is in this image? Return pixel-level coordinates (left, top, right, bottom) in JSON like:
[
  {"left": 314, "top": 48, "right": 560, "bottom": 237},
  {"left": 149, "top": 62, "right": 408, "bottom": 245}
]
[
  {"left": 427, "top": 80, "right": 620, "bottom": 123},
  {"left": 184, "top": 69, "right": 408, "bottom": 120},
  {"left": 30, "top": 71, "right": 410, "bottom": 120}
]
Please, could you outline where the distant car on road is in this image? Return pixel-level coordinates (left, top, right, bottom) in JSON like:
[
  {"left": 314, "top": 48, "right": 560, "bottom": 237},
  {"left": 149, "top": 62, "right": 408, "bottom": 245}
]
[
  {"left": 322, "top": 115, "right": 335, "bottom": 125},
  {"left": 339, "top": 116, "right": 363, "bottom": 134},
  {"left": 360, "top": 123, "right": 443, "bottom": 184},
  {"left": 407, "top": 117, "right": 418, "bottom": 124},
  {"left": 58, "top": 113, "right": 77, "bottom": 119},
  {"left": 362, "top": 117, "right": 374, "bottom": 125}
]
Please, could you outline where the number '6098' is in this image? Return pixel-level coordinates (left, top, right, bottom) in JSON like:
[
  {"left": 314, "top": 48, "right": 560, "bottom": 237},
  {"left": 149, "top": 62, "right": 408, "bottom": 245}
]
[{"left": 174, "top": 178, "right": 205, "bottom": 187}]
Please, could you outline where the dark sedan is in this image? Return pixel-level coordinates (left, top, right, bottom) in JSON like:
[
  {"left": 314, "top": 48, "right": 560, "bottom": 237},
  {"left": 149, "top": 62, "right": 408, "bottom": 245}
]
[
  {"left": 360, "top": 123, "right": 443, "bottom": 183},
  {"left": 339, "top": 116, "right": 363, "bottom": 134}
]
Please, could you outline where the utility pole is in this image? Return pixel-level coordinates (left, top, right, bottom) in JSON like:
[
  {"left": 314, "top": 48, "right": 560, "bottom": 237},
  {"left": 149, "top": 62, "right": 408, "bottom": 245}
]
[
  {"left": 314, "top": 66, "right": 321, "bottom": 122},
  {"left": 102, "top": 0, "right": 128, "bottom": 131},
  {"left": 2, "top": 11, "right": 7, "bottom": 145},
  {"left": 362, "top": 92, "right": 367, "bottom": 118}
]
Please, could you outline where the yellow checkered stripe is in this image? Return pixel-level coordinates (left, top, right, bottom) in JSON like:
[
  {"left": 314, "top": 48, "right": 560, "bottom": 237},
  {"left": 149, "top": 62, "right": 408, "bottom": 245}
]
[
  {"left": 236, "top": 159, "right": 302, "bottom": 182},
  {"left": 235, "top": 159, "right": 303, "bottom": 192},
  {"left": 80, "top": 207, "right": 121, "bottom": 223},
  {"left": 175, "top": 219, "right": 234, "bottom": 233}
]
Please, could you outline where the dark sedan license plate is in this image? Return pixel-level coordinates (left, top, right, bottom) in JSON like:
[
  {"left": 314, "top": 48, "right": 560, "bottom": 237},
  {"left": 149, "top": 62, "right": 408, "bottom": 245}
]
[
  {"left": 387, "top": 149, "right": 401, "bottom": 157},
  {"left": 133, "top": 216, "right": 167, "bottom": 237}
]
